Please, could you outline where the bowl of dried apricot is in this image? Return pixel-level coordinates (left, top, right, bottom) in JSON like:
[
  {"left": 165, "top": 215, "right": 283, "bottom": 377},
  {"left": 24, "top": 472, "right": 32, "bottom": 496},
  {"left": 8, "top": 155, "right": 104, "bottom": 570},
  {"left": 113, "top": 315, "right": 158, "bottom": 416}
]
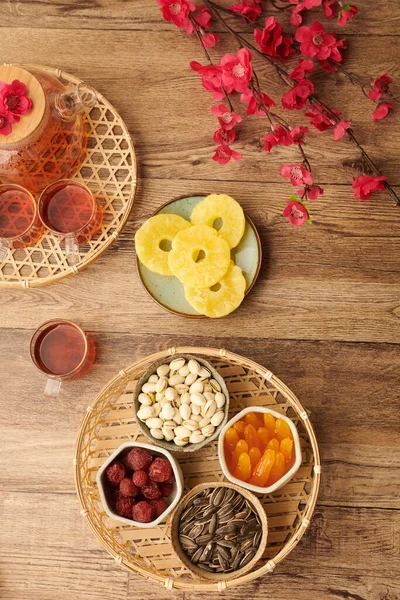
[{"left": 218, "top": 407, "right": 302, "bottom": 494}]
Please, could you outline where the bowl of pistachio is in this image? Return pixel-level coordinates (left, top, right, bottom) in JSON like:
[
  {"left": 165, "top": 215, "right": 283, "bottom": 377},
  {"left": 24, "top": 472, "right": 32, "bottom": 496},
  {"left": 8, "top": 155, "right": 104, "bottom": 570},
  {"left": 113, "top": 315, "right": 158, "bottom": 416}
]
[{"left": 133, "top": 354, "right": 230, "bottom": 453}]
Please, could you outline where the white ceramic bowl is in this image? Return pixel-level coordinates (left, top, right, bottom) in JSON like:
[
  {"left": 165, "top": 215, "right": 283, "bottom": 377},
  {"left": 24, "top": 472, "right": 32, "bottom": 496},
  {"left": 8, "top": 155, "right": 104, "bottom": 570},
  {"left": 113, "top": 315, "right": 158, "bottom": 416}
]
[
  {"left": 96, "top": 441, "right": 183, "bottom": 528},
  {"left": 218, "top": 406, "right": 302, "bottom": 495}
]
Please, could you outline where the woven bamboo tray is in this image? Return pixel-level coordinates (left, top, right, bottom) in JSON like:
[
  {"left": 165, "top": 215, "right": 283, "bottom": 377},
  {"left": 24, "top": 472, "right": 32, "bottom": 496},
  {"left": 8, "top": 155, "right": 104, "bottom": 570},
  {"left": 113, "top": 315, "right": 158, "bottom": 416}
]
[
  {"left": 0, "top": 64, "right": 137, "bottom": 288},
  {"left": 74, "top": 347, "right": 321, "bottom": 591}
]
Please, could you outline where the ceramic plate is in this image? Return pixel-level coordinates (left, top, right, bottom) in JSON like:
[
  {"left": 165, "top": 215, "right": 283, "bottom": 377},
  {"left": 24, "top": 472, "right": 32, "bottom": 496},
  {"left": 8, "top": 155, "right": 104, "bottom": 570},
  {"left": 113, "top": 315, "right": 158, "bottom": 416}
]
[{"left": 136, "top": 195, "right": 262, "bottom": 318}]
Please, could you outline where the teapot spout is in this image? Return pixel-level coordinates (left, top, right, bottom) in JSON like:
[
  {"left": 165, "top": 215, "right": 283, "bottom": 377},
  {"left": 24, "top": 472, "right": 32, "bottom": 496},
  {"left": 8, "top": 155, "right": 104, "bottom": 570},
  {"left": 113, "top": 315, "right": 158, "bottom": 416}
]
[{"left": 53, "top": 83, "right": 97, "bottom": 121}]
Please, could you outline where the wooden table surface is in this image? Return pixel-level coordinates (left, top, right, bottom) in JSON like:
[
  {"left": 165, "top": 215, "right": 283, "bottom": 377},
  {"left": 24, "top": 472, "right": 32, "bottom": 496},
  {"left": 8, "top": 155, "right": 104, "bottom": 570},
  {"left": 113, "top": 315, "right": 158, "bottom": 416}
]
[{"left": 1, "top": 1, "right": 399, "bottom": 599}]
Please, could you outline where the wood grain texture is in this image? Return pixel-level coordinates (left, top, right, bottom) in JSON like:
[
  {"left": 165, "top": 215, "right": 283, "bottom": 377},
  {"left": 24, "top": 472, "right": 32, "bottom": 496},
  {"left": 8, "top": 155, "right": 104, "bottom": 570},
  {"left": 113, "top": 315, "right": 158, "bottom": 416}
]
[{"left": 0, "top": 0, "right": 399, "bottom": 598}]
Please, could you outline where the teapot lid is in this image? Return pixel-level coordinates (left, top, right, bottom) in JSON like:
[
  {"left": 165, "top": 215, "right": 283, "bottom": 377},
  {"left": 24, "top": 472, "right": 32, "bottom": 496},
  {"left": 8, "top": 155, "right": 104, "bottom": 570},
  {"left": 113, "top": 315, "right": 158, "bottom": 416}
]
[{"left": 0, "top": 65, "right": 45, "bottom": 144}]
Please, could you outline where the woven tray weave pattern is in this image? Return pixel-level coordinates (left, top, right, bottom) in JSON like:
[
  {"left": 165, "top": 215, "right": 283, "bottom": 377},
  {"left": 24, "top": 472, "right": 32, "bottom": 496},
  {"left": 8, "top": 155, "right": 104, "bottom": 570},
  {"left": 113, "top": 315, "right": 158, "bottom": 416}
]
[
  {"left": 0, "top": 65, "right": 136, "bottom": 288},
  {"left": 75, "top": 347, "right": 320, "bottom": 591}
]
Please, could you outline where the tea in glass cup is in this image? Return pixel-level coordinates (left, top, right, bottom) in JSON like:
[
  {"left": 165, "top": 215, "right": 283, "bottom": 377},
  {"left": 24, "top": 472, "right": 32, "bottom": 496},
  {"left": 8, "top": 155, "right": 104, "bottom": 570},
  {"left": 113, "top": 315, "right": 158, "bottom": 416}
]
[
  {"left": 30, "top": 319, "right": 95, "bottom": 398},
  {"left": 0, "top": 184, "right": 44, "bottom": 260},
  {"left": 38, "top": 179, "right": 103, "bottom": 265}
]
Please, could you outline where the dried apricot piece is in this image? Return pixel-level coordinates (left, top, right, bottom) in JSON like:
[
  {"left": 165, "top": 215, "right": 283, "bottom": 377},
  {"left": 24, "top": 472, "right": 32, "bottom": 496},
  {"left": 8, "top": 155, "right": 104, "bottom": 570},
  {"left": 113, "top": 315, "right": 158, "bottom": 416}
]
[
  {"left": 268, "top": 451, "right": 285, "bottom": 485},
  {"left": 244, "top": 424, "right": 261, "bottom": 450},
  {"left": 263, "top": 412, "right": 276, "bottom": 434},
  {"left": 249, "top": 446, "right": 262, "bottom": 469},
  {"left": 234, "top": 452, "right": 252, "bottom": 481},
  {"left": 225, "top": 427, "right": 239, "bottom": 449},
  {"left": 275, "top": 418, "right": 293, "bottom": 441},
  {"left": 257, "top": 427, "right": 270, "bottom": 448},
  {"left": 267, "top": 437, "right": 280, "bottom": 452},
  {"left": 249, "top": 449, "right": 275, "bottom": 487},
  {"left": 280, "top": 437, "right": 294, "bottom": 463},
  {"left": 232, "top": 420, "right": 246, "bottom": 437},
  {"left": 245, "top": 412, "right": 264, "bottom": 429},
  {"left": 234, "top": 439, "right": 249, "bottom": 461}
]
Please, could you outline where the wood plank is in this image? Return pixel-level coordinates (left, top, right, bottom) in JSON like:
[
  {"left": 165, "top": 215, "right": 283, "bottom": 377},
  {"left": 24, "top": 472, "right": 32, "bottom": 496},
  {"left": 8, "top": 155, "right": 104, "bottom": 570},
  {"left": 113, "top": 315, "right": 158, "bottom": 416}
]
[
  {"left": 0, "top": 29, "right": 398, "bottom": 185},
  {"left": 0, "top": 0, "right": 398, "bottom": 35}
]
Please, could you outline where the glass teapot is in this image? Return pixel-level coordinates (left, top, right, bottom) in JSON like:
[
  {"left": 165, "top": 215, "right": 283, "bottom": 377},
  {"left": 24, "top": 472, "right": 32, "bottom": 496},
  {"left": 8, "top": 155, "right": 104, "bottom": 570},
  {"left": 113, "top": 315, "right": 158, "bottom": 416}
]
[{"left": 0, "top": 64, "right": 96, "bottom": 193}]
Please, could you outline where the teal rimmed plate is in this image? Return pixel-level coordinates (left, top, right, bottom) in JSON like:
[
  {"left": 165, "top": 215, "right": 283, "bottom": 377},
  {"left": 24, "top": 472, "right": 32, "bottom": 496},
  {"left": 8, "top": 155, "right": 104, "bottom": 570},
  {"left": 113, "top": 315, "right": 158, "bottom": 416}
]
[{"left": 136, "top": 195, "right": 262, "bottom": 318}]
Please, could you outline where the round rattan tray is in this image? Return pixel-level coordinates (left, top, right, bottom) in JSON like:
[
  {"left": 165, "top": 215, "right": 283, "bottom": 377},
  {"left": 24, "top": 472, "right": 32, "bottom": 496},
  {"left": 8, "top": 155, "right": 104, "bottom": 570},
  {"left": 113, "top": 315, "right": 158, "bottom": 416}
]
[
  {"left": 0, "top": 64, "right": 137, "bottom": 288},
  {"left": 74, "top": 347, "right": 321, "bottom": 591}
]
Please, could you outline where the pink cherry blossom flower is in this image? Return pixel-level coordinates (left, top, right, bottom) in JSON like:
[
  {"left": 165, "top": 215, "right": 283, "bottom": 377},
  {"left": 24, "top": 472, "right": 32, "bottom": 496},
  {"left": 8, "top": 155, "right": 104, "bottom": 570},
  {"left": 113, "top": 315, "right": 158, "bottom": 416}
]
[
  {"left": 289, "top": 59, "right": 314, "bottom": 82},
  {"left": 281, "top": 79, "right": 314, "bottom": 110},
  {"left": 220, "top": 48, "right": 253, "bottom": 93},
  {"left": 280, "top": 164, "right": 313, "bottom": 186},
  {"left": 254, "top": 16, "right": 295, "bottom": 61},
  {"left": 352, "top": 174, "right": 387, "bottom": 200},
  {"left": 190, "top": 62, "right": 224, "bottom": 101},
  {"left": 306, "top": 184, "right": 324, "bottom": 199},
  {"left": 202, "top": 33, "right": 220, "bottom": 48},
  {"left": 0, "top": 80, "right": 33, "bottom": 123},
  {"left": 305, "top": 105, "right": 340, "bottom": 130},
  {"left": 213, "top": 127, "right": 236, "bottom": 145},
  {"left": 156, "top": 0, "right": 195, "bottom": 31},
  {"left": 290, "top": 3, "right": 305, "bottom": 26},
  {"left": 0, "top": 113, "right": 12, "bottom": 136},
  {"left": 229, "top": 0, "right": 262, "bottom": 22},
  {"left": 211, "top": 104, "right": 243, "bottom": 130},
  {"left": 323, "top": 0, "right": 338, "bottom": 18},
  {"left": 193, "top": 5, "right": 212, "bottom": 28},
  {"left": 368, "top": 73, "right": 393, "bottom": 102},
  {"left": 333, "top": 119, "right": 351, "bottom": 140},
  {"left": 283, "top": 199, "right": 309, "bottom": 227},
  {"left": 337, "top": 5, "right": 358, "bottom": 26},
  {"left": 290, "top": 125, "right": 308, "bottom": 143},
  {"left": 373, "top": 103, "right": 394, "bottom": 121},
  {"left": 240, "top": 88, "right": 276, "bottom": 115},
  {"left": 213, "top": 143, "right": 242, "bottom": 164},
  {"left": 295, "top": 21, "right": 344, "bottom": 62},
  {"left": 263, "top": 125, "right": 294, "bottom": 152}
]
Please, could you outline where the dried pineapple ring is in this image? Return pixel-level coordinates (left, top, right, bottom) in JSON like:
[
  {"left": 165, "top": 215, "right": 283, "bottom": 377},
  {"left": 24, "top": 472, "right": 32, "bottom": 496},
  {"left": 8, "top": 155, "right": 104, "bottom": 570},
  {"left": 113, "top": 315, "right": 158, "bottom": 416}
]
[
  {"left": 135, "top": 213, "right": 190, "bottom": 276},
  {"left": 168, "top": 224, "right": 230, "bottom": 289},
  {"left": 191, "top": 193, "right": 246, "bottom": 249},
  {"left": 184, "top": 262, "right": 246, "bottom": 318}
]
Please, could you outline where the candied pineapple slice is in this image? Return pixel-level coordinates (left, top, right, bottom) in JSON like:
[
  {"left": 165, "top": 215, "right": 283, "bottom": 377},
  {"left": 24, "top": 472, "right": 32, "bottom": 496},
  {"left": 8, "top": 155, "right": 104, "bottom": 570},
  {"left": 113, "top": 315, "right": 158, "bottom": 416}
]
[
  {"left": 168, "top": 224, "right": 230, "bottom": 289},
  {"left": 191, "top": 193, "right": 246, "bottom": 249},
  {"left": 185, "top": 262, "right": 246, "bottom": 318},
  {"left": 135, "top": 213, "right": 190, "bottom": 276}
]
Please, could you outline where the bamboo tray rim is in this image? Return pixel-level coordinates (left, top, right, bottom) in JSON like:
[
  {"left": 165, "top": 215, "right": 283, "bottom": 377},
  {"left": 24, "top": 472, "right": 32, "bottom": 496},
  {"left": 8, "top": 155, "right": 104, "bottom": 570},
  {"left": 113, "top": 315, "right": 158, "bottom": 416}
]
[
  {"left": 0, "top": 63, "right": 137, "bottom": 288},
  {"left": 74, "top": 346, "right": 321, "bottom": 591}
]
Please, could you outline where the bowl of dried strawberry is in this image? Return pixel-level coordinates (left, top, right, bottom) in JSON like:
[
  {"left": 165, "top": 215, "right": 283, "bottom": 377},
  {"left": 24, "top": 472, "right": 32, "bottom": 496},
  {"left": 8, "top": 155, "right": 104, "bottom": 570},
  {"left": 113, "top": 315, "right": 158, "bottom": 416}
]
[{"left": 96, "top": 441, "right": 183, "bottom": 527}]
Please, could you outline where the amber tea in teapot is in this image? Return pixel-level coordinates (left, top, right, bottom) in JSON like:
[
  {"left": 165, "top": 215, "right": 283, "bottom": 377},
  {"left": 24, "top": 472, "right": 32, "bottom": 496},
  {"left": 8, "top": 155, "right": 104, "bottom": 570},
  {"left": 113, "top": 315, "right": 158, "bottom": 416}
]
[{"left": 0, "top": 65, "right": 96, "bottom": 193}]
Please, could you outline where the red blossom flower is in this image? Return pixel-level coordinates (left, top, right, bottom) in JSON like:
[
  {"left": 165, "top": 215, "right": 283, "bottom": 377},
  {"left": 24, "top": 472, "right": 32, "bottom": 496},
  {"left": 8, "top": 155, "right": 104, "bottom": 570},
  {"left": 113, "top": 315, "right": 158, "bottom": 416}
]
[
  {"left": 305, "top": 184, "right": 324, "bottom": 199},
  {"left": 283, "top": 199, "right": 310, "bottom": 227},
  {"left": 323, "top": 0, "right": 338, "bottom": 18},
  {"left": 263, "top": 125, "right": 294, "bottom": 152},
  {"left": 202, "top": 33, "right": 220, "bottom": 48},
  {"left": 292, "top": 0, "right": 322, "bottom": 8},
  {"left": 290, "top": 125, "right": 308, "bottom": 143},
  {"left": 295, "top": 21, "right": 344, "bottom": 62},
  {"left": 190, "top": 62, "right": 224, "bottom": 101},
  {"left": 373, "top": 103, "right": 394, "bottom": 121},
  {"left": 220, "top": 48, "right": 253, "bottom": 93},
  {"left": 281, "top": 79, "right": 314, "bottom": 110},
  {"left": 305, "top": 105, "right": 340, "bottom": 130},
  {"left": 229, "top": 0, "right": 262, "bottom": 22},
  {"left": 352, "top": 174, "right": 387, "bottom": 200},
  {"left": 368, "top": 73, "right": 393, "bottom": 102},
  {"left": 213, "top": 143, "right": 242, "bottom": 164},
  {"left": 193, "top": 5, "right": 212, "bottom": 28},
  {"left": 333, "top": 119, "right": 351, "bottom": 140},
  {"left": 0, "top": 114, "right": 12, "bottom": 136},
  {"left": 213, "top": 127, "right": 236, "bottom": 144},
  {"left": 156, "top": 0, "right": 195, "bottom": 31},
  {"left": 289, "top": 59, "right": 314, "bottom": 83},
  {"left": 240, "top": 88, "right": 276, "bottom": 115},
  {"left": 337, "top": 5, "right": 358, "bottom": 26},
  {"left": 290, "top": 4, "right": 305, "bottom": 27},
  {"left": 254, "top": 16, "right": 295, "bottom": 61},
  {"left": 0, "top": 80, "right": 33, "bottom": 123},
  {"left": 211, "top": 104, "right": 243, "bottom": 130},
  {"left": 280, "top": 164, "right": 313, "bottom": 186}
]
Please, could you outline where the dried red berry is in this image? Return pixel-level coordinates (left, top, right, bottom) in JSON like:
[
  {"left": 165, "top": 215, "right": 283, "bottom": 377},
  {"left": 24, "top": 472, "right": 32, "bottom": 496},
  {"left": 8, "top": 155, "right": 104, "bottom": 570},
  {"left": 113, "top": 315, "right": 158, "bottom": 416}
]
[
  {"left": 133, "top": 500, "right": 155, "bottom": 523},
  {"left": 159, "top": 482, "right": 174, "bottom": 498},
  {"left": 116, "top": 497, "right": 135, "bottom": 519},
  {"left": 150, "top": 498, "right": 168, "bottom": 518},
  {"left": 149, "top": 457, "right": 172, "bottom": 483},
  {"left": 120, "top": 477, "right": 139, "bottom": 497},
  {"left": 127, "top": 447, "right": 153, "bottom": 471},
  {"left": 105, "top": 460, "right": 126, "bottom": 485},
  {"left": 142, "top": 480, "right": 162, "bottom": 500},
  {"left": 132, "top": 469, "right": 149, "bottom": 487},
  {"left": 166, "top": 472, "right": 176, "bottom": 484}
]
